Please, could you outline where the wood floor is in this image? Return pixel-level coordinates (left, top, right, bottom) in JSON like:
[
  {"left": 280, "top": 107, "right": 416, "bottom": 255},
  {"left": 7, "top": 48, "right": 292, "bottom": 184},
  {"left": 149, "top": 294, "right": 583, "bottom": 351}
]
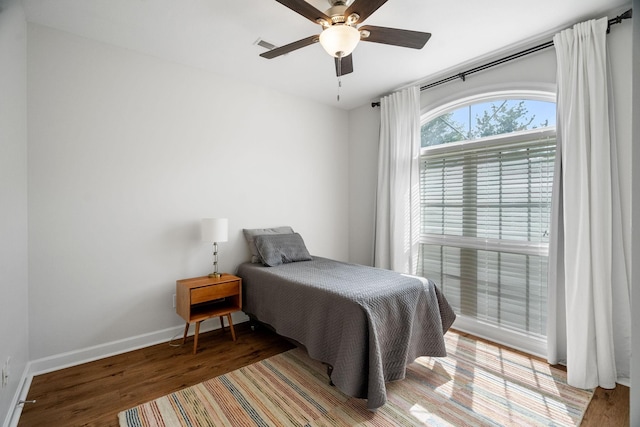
[{"left": 19, "top": 324, "right": 629, "bottom": 426}]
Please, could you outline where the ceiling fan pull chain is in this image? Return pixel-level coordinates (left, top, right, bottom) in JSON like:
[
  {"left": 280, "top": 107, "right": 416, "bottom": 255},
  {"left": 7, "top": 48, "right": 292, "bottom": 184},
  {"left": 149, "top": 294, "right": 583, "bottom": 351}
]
[{"left": 337, "top": 56, "right": 342, "bottom": 101}]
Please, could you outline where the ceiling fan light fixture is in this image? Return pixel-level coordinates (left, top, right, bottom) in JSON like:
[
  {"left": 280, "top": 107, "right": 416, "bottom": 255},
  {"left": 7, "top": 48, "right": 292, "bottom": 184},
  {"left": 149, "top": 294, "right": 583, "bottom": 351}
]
[
  {"left": 316, "top": 18, "right": 330, "bottom": 28},
  {"left": 319, "top": 24, "right": 360, "bottom": 58},
  {"left": 346, "top": 13, "right": 360, "bottom": 25}
]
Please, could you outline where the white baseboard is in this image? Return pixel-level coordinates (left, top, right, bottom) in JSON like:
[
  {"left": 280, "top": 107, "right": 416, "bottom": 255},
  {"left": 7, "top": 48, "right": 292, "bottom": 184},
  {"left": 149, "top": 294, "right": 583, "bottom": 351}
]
[
  {"left": 5, "top": 313, "right": 249, "bottom": 427},
  {"left": 29, "top": 313, "right": 249, "bottom": 376},
  {"left": 617, "top": 377, "right": 630, "bottom": 387},
  {"left": 3, "top": 363, "right": 32, "bottom": 427}
]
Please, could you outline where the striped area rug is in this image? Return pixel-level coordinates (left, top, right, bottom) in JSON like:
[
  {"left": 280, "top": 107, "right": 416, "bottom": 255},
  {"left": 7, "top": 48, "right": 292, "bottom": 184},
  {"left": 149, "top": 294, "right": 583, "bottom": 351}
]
[{"left": 118, "top": 332, "right": 593, "bottom": 426}]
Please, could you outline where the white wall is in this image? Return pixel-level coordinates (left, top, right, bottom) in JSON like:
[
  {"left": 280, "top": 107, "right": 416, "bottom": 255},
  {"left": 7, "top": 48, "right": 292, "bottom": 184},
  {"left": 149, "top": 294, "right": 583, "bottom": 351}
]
[
  {"left": 27, "top": 24, "right": 350, "bottom": 361},
  {"left": 347, "top": 104, "right": 380, "bottom": 266},
  {"left": 608, "top": 17, "right": 634, "bottom": 291},
  {"left": 0, "top": 0, "right": 29, "bottom": 423},
  {"left": 631, "top": 0, "right": 640, "bottom": 423}
]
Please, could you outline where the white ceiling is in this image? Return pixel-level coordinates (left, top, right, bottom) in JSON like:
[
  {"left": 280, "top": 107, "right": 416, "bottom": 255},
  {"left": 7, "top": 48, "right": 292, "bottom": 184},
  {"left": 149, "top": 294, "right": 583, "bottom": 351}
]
[{"left": 21, "top": 0, "right": 630, "bottom": 110}]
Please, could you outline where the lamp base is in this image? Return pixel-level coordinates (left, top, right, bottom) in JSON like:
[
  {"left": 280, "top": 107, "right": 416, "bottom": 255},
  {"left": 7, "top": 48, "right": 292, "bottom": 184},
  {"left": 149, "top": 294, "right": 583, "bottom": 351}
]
[{"left": 208, "top": 273, "right": 221, "bottom": 278}]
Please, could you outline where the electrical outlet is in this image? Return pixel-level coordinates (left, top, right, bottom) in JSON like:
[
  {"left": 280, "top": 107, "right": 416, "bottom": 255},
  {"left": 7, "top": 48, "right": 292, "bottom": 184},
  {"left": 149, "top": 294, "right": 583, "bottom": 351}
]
[
  {"left": 1, "top": 357, "right": 9, "bottom": 388},
  {"left": 172, "top": 294, "right": 176, "bottom": 309}
]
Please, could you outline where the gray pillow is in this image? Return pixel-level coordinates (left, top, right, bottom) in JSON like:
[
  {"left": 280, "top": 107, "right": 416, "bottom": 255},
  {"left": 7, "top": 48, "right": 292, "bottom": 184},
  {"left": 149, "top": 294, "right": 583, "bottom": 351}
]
[
  {"left": 254, "top": 233, "right": 312, "bottom": 267},
  {"left": 243, "top": 226, "right": 294, "bottom": 263}
]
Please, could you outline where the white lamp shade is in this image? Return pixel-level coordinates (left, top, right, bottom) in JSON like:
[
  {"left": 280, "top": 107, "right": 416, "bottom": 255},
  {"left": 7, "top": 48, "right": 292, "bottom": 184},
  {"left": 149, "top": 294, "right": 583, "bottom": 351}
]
[
  {"left": 319, "top": 25, "right": 360, "bottom": 58},
  {"left": 201, "top": 218, "right": 228, "bottom": 243}
]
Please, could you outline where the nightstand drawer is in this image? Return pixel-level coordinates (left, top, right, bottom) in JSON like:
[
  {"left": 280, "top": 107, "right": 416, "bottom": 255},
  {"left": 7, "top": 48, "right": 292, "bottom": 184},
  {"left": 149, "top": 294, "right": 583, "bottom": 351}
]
[{"left": 191, "top": 281, "right": 239, "bottom": 304}]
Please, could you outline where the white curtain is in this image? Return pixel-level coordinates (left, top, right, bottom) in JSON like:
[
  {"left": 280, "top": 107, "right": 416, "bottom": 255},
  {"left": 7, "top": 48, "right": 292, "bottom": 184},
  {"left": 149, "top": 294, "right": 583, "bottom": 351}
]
[
  {"left": 373, "top": 86, "right": 421, "bottom": 273},
  {"left": 548, "top": 17, "right": 631, "bottom": 389}
]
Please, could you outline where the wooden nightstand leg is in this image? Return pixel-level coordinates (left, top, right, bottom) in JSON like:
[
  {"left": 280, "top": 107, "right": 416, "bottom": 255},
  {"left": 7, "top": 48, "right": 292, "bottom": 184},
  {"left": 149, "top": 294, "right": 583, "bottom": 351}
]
[
  {"left": 193, "top": 321, "right": 201, "bottom": 354},
  {"left": 219, "top": 316, "right": 225, "bottom": 333},
  {"left": 227, "top": 314, "right": 236, "bottom": 341},
  {"left": 182, "top": 322, "right": 190, "bottom": 344}
]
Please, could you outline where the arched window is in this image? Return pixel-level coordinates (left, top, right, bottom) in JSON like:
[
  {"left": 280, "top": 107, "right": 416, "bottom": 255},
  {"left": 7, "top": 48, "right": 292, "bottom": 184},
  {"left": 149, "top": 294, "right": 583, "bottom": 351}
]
[{"left": 418, "top": 91, "right": 555, "bottom": 355}]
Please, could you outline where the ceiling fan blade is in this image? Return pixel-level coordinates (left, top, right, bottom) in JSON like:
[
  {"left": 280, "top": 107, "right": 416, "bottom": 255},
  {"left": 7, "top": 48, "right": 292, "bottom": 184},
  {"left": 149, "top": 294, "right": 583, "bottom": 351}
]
[
  {"left": 275, "top": 0, "right": 331, "bottom": 25},
  {"left": 359, "top": 26, "right": 431, "bottom": 49},
  {"left": 260, "top": 35, "right": 319, "bottom": 59},
  {"left": 344, "top": 0, "right": 388, "bottom": 24},
  {"left": 334, "top": 54, "right": 354, "bottom": 77}
]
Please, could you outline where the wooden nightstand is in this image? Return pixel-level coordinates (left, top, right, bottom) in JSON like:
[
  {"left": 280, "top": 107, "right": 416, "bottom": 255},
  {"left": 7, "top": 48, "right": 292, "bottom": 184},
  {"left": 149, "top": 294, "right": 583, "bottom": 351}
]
[{"left": 176, "top": 274, "right": 242, "bottom": 354}]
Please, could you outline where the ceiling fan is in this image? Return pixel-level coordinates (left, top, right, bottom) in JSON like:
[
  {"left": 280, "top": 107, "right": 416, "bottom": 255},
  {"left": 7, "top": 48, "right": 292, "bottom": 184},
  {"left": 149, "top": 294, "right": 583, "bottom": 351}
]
[{"left": 260, "top": 0, "right": 432, "bottom": 77}]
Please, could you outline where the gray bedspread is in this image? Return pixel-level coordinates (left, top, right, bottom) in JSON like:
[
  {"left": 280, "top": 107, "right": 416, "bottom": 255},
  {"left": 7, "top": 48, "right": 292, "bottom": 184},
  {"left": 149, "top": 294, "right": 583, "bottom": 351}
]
[{"left": 236, "top": 257, "right": 456, "bottom": 410}]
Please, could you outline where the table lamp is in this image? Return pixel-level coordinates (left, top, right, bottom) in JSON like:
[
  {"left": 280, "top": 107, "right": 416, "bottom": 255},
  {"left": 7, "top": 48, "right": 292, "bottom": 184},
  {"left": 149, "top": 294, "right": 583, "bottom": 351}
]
[{"left": 201, "top": 218, "right": 228, "bottom": 278}]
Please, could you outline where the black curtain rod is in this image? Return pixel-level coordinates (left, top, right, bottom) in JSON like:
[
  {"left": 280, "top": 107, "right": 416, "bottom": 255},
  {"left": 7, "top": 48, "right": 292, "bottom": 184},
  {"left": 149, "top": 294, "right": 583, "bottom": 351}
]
[{"left": 371, "top": 8, "right": 632, "bottom": 108}]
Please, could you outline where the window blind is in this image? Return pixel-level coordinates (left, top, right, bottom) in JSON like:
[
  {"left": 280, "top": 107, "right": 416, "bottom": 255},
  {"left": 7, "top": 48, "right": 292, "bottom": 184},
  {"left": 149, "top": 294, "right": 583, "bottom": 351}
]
[{"left": 418, "top": 129, "right": 555, "bottom": 338}]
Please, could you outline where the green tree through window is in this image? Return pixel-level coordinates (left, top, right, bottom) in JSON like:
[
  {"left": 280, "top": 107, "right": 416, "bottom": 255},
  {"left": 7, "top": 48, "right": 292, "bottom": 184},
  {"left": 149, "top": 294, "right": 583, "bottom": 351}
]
[
  {"left": 420, "top": 112, "right": 466, "bottom": 147},
  {"left": 421, "top": 99, "right": 554, "bottom": 147}
]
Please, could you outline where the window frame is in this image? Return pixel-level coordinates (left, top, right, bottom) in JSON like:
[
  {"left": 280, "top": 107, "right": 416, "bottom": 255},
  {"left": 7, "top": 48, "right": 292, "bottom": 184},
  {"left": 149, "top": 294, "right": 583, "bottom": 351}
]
[
  {"left": 420, "top": 89, "right": 556, "bottom": 129},
  {"left": 419, "top": 90, "right": 556, "bottom": 357}
]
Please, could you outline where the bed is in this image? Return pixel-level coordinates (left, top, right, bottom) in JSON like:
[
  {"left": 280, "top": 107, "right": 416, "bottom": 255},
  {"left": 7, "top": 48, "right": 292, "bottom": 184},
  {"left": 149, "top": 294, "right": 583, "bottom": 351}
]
[{"left": 236, "top": 228, "right": 456, "bottom": 410}]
